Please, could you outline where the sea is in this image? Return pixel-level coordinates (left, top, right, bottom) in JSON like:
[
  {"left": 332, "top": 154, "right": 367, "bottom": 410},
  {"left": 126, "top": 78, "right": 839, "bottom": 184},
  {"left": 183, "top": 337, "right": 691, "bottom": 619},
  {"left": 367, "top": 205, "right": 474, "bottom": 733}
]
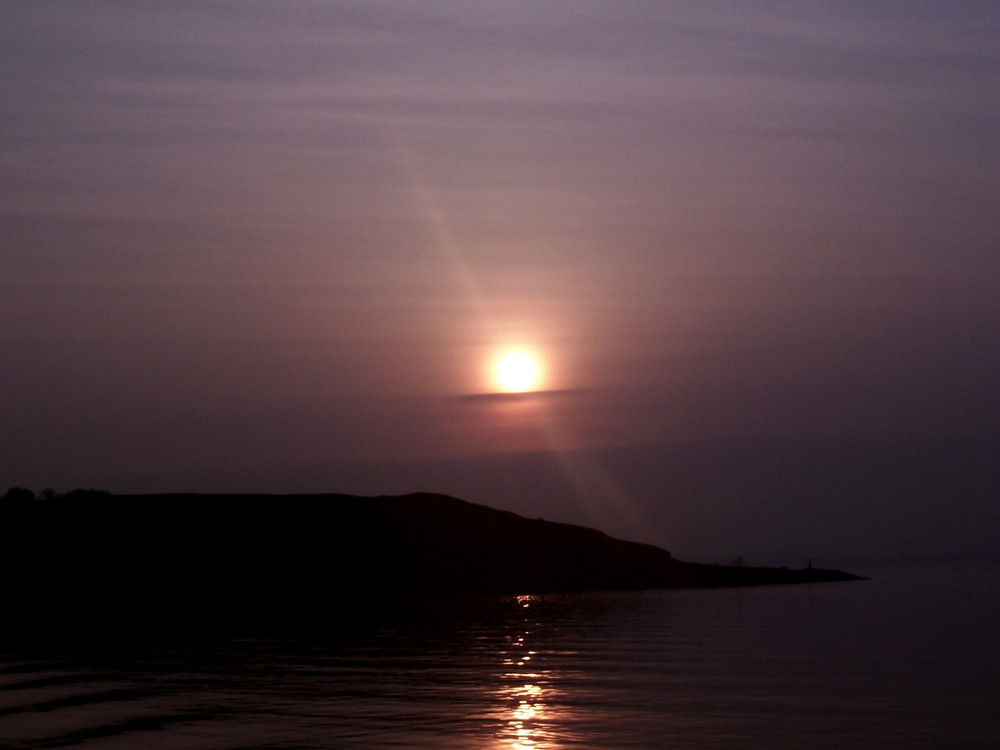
[{"left": 1, "top": 561, "right": 996, "bottom": 749}]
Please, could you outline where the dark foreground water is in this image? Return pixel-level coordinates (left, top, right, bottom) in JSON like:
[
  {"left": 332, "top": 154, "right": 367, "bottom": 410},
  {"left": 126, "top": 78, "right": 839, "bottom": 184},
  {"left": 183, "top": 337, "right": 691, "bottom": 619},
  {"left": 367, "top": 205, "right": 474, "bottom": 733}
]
[{"left": 1, "top": 561, "right": 997, "bottom": 749}]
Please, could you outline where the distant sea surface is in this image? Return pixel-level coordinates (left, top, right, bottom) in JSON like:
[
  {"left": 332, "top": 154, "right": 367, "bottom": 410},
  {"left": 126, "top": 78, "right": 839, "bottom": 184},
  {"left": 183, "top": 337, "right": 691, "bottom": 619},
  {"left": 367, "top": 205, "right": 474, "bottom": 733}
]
[{"left": 1, "top": 561, "right": 997, "bottom": 749}]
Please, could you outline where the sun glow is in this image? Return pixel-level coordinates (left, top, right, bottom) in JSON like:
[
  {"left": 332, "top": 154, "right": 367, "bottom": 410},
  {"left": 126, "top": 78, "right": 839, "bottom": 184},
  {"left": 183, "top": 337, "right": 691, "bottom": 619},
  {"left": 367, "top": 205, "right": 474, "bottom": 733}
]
[{"left": 495, "top": 351, "right": 539, "bottom": 393}]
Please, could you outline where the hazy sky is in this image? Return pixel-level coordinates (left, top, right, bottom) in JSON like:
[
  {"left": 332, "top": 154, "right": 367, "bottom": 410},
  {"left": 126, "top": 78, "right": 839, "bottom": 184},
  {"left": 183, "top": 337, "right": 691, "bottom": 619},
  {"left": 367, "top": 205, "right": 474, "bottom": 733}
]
[{"left": 3, "top": 1, "right": 997, "bottom": 563}]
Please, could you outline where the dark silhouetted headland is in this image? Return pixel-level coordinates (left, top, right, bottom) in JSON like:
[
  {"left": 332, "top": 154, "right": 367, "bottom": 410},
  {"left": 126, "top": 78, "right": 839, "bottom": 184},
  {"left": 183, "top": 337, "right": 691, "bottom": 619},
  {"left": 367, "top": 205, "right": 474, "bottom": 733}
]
[{"left": 2, "top": 491, "right": 864, "bottom": 628}]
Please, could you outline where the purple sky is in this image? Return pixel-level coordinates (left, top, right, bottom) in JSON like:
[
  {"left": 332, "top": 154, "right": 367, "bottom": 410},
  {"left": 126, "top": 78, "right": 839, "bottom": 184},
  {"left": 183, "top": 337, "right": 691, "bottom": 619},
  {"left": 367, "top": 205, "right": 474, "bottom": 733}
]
[{"left": 3, "top": 1, "right": 998, "bottom": 563}]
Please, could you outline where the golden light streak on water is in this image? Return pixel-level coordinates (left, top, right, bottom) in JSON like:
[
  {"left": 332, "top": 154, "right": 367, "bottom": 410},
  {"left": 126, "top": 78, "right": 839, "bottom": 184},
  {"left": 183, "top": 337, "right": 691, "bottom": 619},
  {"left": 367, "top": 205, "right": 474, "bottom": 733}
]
[{"left": 493, "top": 595, "right": 560, "bottom": 749}]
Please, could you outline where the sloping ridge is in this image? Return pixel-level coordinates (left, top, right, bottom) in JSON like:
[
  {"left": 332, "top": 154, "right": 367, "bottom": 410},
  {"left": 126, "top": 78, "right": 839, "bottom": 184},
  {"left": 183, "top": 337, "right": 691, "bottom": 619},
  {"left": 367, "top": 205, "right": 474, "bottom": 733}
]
[{"left": 3, "top": 492, "right": 863, "bottom": 622}]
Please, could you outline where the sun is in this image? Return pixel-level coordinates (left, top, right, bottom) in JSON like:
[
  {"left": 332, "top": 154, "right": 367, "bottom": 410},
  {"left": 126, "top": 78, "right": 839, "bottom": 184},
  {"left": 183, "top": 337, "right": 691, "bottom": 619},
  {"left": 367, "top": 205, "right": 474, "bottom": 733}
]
[{"left": 495, "top": 351, "right": 539, "bottom": 393}]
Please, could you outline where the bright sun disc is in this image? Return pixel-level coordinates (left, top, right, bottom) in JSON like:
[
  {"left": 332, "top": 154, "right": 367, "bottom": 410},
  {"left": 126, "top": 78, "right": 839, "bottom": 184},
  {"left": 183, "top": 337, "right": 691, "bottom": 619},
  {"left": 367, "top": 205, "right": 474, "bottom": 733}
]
[{"left": 496, "top": 351, "right": 538, "bottom": 392}]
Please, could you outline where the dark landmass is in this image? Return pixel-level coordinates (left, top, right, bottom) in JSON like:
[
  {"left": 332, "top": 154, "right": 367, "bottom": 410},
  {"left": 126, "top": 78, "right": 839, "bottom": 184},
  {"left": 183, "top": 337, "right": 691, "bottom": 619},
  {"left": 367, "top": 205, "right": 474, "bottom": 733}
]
[{"left": 2, "top": 491, "right": 863, "bottom": 627}]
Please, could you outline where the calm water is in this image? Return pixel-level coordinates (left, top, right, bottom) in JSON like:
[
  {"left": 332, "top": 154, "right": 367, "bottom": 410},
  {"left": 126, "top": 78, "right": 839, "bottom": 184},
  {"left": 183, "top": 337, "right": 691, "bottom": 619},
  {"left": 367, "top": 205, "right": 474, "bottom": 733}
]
[{"left": 1, "top": 562, "right": 997, "bottom": 749}]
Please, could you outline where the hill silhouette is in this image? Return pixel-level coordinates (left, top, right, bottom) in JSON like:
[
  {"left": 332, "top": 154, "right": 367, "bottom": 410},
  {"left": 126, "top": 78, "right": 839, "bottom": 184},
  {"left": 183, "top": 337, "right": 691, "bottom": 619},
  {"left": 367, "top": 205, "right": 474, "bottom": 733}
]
[{"left": 2, "top": 492, "right": 863, "bottom": 628}]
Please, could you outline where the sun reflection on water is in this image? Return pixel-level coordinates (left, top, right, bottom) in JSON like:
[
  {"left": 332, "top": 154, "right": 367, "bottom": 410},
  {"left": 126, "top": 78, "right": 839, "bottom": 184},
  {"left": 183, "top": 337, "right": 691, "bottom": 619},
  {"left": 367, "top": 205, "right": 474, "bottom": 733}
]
[{"left": 493, "top": 595, "right": 560, "bottom": 749}]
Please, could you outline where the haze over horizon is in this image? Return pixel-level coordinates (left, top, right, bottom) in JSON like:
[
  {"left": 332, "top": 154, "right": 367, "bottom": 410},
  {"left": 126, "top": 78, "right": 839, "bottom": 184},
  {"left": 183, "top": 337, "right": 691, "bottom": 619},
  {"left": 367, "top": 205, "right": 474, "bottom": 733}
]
[{"left": 3, "top": 2, "right": 997, "bottom": 564}]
